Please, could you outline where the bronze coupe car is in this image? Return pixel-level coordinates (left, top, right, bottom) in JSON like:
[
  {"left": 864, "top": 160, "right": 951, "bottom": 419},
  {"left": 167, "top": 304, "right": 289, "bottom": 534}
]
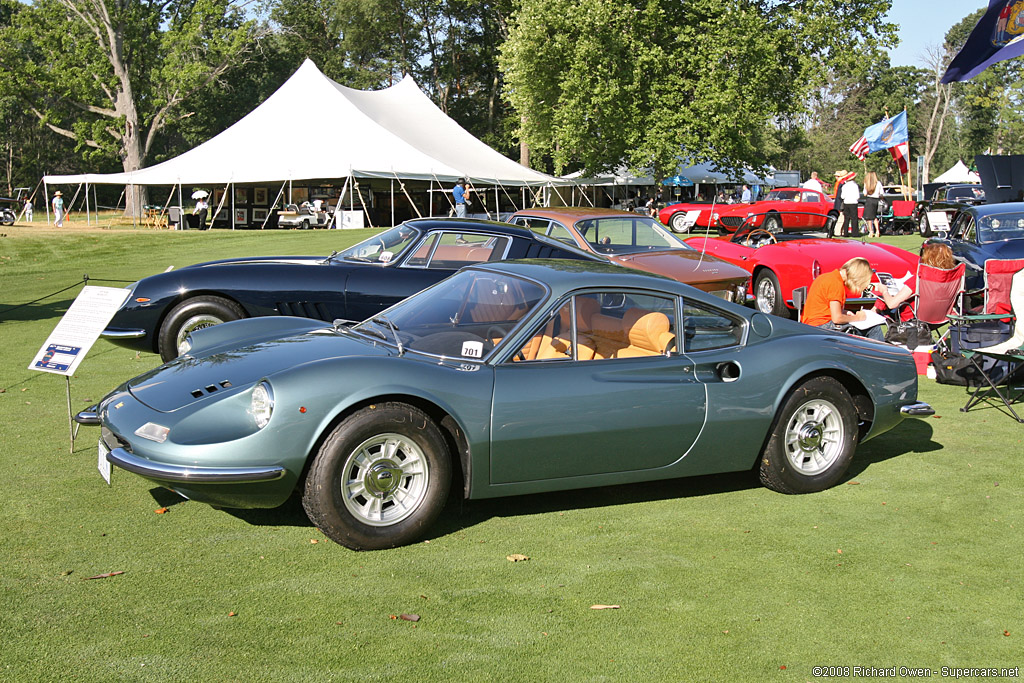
[{"left": 509, "top": 207, "right": 751, "bottom": 303}]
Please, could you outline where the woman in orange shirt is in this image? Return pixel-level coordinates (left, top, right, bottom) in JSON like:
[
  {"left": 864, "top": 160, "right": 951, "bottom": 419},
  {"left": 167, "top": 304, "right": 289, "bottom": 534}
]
[{"left": 801, "top": 257, "right": 884, "bottom": 341}]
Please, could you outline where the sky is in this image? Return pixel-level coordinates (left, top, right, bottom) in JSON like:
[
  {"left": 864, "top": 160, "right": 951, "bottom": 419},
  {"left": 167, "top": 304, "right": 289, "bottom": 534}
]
[{"left": 885, "top": 0, "right": 988, "bottom": 68}]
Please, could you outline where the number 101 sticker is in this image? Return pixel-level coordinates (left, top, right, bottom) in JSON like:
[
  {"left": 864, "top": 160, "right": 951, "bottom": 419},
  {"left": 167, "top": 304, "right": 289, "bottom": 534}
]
[{"left": 461, "top": 340, "right": 484, "bottom": 358}]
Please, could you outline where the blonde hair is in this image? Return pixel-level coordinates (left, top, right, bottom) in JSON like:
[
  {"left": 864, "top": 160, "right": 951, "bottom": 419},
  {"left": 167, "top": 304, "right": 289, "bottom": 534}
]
[
  {"left": 841, "top": 257, "right": 873, "bottom": 291},
  {"left": 864, "top": 171, "right": 878, "bottom": 196},
  {"left": 921, "top": 241, "right": 955, "bottom": 270}
]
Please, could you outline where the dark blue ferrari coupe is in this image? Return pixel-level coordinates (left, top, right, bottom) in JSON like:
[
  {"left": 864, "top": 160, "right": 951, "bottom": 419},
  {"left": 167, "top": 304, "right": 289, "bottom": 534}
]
[{"left": 943, "top": 203, "right": 1024, "bottom": 290}]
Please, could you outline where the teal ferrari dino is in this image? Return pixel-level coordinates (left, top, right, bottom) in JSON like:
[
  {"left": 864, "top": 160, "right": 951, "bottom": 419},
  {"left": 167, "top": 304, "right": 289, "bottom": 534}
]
[{"left": 78, "top": 260, "right": 933, "bottom": 550}]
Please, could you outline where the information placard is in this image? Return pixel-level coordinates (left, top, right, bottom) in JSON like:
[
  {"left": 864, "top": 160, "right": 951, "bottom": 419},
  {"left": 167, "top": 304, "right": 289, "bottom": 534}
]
[
  {"left": 28, "top": 285, "right": 130, "bottom": 377},
  {"left": 926, "top": 211, "right": 950, "bottom": 233}
]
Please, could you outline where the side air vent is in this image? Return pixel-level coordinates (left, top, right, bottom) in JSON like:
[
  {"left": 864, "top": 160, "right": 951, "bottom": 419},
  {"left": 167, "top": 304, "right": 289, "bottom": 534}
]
[
  {"left": 191, "top": 380, "right": 232, "bottom": 399},
  {"left": 277, "top": 301, "right": 330, "bottom": 320}
]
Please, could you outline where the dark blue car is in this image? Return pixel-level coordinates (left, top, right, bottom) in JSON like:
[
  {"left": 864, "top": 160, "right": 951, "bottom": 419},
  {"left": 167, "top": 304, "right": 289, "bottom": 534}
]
[
  {"left": 941, "top": 203, "right": 1024, "bottom": 290},
  {"left": 102, "top": 218, "right": 602, "bottom": 361}
]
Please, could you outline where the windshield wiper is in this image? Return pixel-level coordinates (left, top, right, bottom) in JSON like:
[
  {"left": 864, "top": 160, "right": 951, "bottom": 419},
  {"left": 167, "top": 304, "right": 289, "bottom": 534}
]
[
  {"left": 321, "top": 250, "right": 340, "bottom": 264},
  {"left": 372, "top": 316, "right": 404, "bottom": 356}
]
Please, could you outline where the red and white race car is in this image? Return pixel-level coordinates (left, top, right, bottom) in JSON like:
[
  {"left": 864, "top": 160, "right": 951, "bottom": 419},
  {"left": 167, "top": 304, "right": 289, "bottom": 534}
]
[
  {"left": 660, "top": 187, "right": 837, "bottom": 234},
  {"left": 682, "top": 211, "right": 919, "bottom": 318}
]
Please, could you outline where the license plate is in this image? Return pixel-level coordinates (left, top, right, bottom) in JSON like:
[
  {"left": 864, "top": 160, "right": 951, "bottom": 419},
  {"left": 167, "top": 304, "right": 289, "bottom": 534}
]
[{"left": 98, "top": 439, "right": 111, "bottom": 485}]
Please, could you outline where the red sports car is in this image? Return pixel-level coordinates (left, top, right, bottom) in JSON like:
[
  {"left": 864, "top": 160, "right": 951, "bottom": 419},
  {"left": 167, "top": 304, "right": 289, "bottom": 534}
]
[
  {"left": 682, "top": 213, "right": 919, "bottom": 318},
  {"left": 660, "top": 187, "right": 837, "bottom": 234}
]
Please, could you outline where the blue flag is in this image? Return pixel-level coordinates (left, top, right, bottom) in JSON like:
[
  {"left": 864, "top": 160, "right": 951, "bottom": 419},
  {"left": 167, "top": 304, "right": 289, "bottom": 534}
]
[
  {"left": 863, "top": 111, "right": 908, "bottom": 153},
  {"left": 942, "top": 0, "right": 1024, "bottom": 83}
]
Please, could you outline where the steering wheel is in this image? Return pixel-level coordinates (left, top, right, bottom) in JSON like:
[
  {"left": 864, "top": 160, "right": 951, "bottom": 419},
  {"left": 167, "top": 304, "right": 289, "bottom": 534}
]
[
  {"left": 486, "top": 325, "right": 510, "bottom": 342},
  {"left": 745, "top": 229, "right": 778, "bottom": 247}
]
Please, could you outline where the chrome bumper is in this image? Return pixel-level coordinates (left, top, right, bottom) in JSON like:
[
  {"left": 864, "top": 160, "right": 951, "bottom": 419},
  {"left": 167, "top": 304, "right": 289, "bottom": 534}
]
[
  {"left": 899, "top": 402, "right": 935, "bottom": 417},
  {"left": 107, "top": 447, "right": 287, "bottom": 483},
  {"left": 75, "top": 408, "right": 99, "bottom": 425},
  {"left": 101, "top": 327, "right": 147, "bottom": 339}
]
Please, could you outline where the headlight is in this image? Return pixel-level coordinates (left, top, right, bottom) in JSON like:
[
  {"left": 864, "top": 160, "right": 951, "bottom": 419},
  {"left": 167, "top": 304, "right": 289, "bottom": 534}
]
[{"left": 250, "top": 382, "right": 274, "bottom": 429}]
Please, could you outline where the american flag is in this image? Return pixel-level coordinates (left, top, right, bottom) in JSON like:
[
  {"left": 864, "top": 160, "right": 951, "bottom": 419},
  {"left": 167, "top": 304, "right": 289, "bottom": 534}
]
[
  {"left": 849, "top": 135, "right": 869, "bottom": 160},
  {"left": 889, "top": 141, "right": 909, "bottom": 174}
]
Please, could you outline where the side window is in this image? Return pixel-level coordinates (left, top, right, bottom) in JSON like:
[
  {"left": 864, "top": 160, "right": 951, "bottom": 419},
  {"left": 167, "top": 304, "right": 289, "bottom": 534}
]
[
  {"left": 548, "top": 223, "right": 577, "bottom": 245},
  {"left": 423, "top": 233, "right": 510, "bottom": 269},
  {"left": 514, "top": 217, "right": 552, "bottom": 235},
  {"left": 405, "top": 233, "right": 438, "bottom": 267},
  {"left": 513, "top": 292, "right": 677, "bottom": 362},
  {"left": 681, "top": 299, "right": 743, "bottom": 352},
  {"left": 802, "top": 192, "right": 818, "bottom": 203},
  {"left": 962, "top": 216, "right": 977, "bottom": 243}
]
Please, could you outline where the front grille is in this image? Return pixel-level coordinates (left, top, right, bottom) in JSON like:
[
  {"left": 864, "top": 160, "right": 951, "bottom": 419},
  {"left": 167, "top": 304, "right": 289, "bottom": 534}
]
[
  {"left": 719, "top": 216, "right": 744, "bottom": 228},
  {"left": 101, "top": 426, "right": 129, "bottom": 452}
]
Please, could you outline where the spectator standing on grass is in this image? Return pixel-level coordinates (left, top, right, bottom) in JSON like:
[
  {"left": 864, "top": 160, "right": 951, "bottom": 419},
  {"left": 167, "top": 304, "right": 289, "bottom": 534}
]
[
  {"left": 51, "top": 191, "right": 64, "bottom": 227},
  {"left": 24, "top": 197, "right": 33, "bottom": 222},
  {"left": 741, "top": 185, "right": 752, "bottom": 203},
  {"left": 862, "top": 171, "right": 882, "bottom": 239},
  {"left": 452, "top": 178, "right": 468, "bottom": 218},
  {"left": 801, "top": 257, "right": 884, "bottom": 341},
  {"left": 802, "top": 172, "right": 825, "bottom": 194},
  {"left": 840, "top": 172, "right": 860, "bottom": 237}
]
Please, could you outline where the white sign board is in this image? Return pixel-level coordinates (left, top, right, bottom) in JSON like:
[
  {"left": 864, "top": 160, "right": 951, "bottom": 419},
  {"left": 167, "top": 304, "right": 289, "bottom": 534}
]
[
  {"left": 926, "top": 211, "right": 950, "bottom": 233},
  {"left": 28, "top": 285, "right": 130, "bottom": 376},
  {"left": 680, "top": 210, "right": 701, "bottom": 231},
  {"left": 339, "top": 210, "right": 364, "bottom": 230}
]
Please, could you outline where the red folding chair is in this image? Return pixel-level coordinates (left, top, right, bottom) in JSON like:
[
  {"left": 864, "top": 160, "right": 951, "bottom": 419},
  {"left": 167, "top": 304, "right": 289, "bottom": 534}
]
[
  {"left": 907, "top": 262, "right": 967, "bottom": 327},
  {"left": 977, "top": 258, "right": 1024, "bottom": 315}
]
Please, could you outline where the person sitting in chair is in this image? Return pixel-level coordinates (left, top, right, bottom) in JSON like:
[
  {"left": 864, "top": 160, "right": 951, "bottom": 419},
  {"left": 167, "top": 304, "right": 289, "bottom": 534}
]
[
  {"left": 801, "top": 257, "right": 884, "bottom": 341},
  {"left": 872, "top": 241, "right": 955, "bottom": 320}
]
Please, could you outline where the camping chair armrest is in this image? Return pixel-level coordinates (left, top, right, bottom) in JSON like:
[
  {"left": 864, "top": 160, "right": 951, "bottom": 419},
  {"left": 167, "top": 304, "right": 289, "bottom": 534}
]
[{"left": 947, "top": 313, "right": 1015, "bottom": 324}]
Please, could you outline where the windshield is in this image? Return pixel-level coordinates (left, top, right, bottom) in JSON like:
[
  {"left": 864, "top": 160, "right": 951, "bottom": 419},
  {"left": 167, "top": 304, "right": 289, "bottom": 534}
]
[
  {"left": 946, "top": 186, "right": 985, "bottom": 201},
  {"left": 336, "top": 225, "right": 422, "bottom": 263},
  {"left": 574, "top": 216, "right": 692, "bottom": 254},
  {"left": 764, "top": 190, "right": 800, "bottom": 202},
  {"left": 977, "top": 212, "right": 1024, "bottom": 243},
  {"left": 352, "top": 269, "right": 547, "bottom": 360}
]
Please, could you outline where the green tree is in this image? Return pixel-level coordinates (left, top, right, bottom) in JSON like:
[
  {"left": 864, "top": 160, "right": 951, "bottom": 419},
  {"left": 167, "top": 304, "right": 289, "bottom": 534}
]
[
  {"left": 0, "top": 0, "right": 263, "bottom": 211},
  {"left": 500, "top": 0, "right": 896, "bottom": 179}
]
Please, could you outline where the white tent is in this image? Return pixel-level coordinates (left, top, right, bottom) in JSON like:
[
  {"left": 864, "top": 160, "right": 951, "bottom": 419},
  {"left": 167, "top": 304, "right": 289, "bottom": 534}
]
[
  {"left": 44, "top": 59, "right": 553, "bottom": 188},
  {"left": 934, "top": 160, "right": 981, "bottom": 184}
]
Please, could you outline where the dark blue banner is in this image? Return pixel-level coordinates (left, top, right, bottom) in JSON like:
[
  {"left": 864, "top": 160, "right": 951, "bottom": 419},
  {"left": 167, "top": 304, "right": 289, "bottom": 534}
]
[{"left": 942, "top": 1, "right": 1024, "bottom": 83}]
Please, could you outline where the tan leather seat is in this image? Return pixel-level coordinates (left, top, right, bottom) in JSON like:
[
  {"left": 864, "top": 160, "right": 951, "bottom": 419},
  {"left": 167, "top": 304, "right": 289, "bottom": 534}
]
[
  {"left": 618, "top": 310, "right": 674, "bottom": 357},
  {"left": 517, "top": 297, "right": 599, "bottom": 361}
]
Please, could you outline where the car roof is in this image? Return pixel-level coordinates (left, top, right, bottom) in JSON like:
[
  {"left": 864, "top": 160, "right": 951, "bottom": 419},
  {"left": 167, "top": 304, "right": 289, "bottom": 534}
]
[
  {"left": 469, "top": 258, "right": 688, "bottom": 294},
  {"left": 404, "top": 216, "right": 536, "bottom": 239},
  {"left": 510, "top": 207, "right": 647, "bottom": 222}
]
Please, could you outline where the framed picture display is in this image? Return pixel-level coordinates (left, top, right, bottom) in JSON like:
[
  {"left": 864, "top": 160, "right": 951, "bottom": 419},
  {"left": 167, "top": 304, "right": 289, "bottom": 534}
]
[
  {"left": 252, "top": 208, "right": 268, "bottom": 223},
  {"left": 254, "top": 188, "right": 268, "bottom": 205},
  {"left": 291, "top": 187, "right": 309, "bottom": 204},
  {"left": 234, "top": 208, "right": 248, "bottom": 224},
  {"left": 213, "top": 188, "right": 225, "bottom": 208},
  {"left": 234, "top": 187, "right": 249, "bottom": 204}
]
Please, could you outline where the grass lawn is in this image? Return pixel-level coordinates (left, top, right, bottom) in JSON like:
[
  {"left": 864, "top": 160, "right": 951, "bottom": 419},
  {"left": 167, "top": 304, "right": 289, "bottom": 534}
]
[{"left": 1, "top": 226, "right": 1020, "bottom": 681}]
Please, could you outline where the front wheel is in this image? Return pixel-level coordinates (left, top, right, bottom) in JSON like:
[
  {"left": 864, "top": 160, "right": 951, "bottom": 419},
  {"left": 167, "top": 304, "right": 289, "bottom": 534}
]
[
  {"left": 758, "top": 376, "right": 858, "bottom": 494},
  {"left": 669, "top": 212, "right": 690, "bottom": 233},
  {"left": 754, "top": 270, "right": 790, "bottom": 318},
  {"left": 303, "top": 403, "right": 452, "bottom": 550},
  {"left": 157, "top": 295, "right": 245, "bottom": 362},
  {"left": 918, "top": 213, "right": 931, "bottom": 237},
  {"left": 763, "top": 213, "right": 782, "bottom": 233}
]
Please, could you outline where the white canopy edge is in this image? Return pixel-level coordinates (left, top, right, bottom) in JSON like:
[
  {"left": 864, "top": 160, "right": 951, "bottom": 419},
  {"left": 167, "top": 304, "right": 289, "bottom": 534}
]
[{"left": 45, "top": 60, "right": 555, "bottom": 188}]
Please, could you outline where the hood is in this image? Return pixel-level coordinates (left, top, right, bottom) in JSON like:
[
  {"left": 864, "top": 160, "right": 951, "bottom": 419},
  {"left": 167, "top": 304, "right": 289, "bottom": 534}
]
[
  {"left": 127, "top": 330, "right": 388, "bottom": 412},
  {"left": 770, "top": 239, "right": 917, "bottom": 279},
  {"left": 611, "top": 250, "right": 750, "bottom": 285},
  {"left": 985, "top": 240, "right": 1024, "bottom": 259}
]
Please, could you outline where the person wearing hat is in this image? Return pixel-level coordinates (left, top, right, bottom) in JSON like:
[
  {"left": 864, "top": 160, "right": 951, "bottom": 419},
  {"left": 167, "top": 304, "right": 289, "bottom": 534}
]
[
  {"left": 452, "top": 178, "right": 470, "bottom": 218},
  {"left": 839, "top": 171, "right": 860, "bottom": 237},
  {"left": 51, "top": 191, "right": 64, "bottom": 227}
]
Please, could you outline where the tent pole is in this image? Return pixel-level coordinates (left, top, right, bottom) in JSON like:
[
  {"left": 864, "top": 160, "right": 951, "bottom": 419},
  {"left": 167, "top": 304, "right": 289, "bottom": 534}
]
[
  {"left": 429, "top": 180, "right": 434, "bottom": 216},
  {"left": 85, "top": 181, "right": 90, "bottom": 226},
  {"left": 390, "top": 178, "right": 395, "bottom": 227},
  {"left": 177, "top": 184, "right": 183, "bottom": 231},
  {"left": 44, "top": 183, "right": 50, "bottom": 225},
  {"left": 231, "top": 184, "right": 235, "bottom": 230},
  {"left": 94, "top": 184, "right": 99, "bottom": 225},
  {"left": 349, "top": 176, "right": 354, "bottom": 213},
  {"left": 288, "top": 180, "right": 292, "bottom": 204},
  {"left": 132, "top": 186, "right": 137, "bottom": 229}
]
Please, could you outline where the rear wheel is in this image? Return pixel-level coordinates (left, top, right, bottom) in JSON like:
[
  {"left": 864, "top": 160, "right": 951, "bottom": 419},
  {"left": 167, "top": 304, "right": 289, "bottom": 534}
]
[
  {"left": 759, "top": 377, "right": 858, "bottom": 494},
  {"left": 918, "top": 213, "right": 931, "bottom": 237},
  {"left": 669, "top": 212, "right": 690, "bottom": 233},
  {"left": 303, "top": 403, "right": 452, "bottom": 550},
  {"left": 301, "top": 219, "right": 310, "bottom": 230},
  {"left": 754, "top": 270, "right": 790, "bottom": 318},
  {"left": 157, "top": 295, "right": 245, "bottom": 362}
]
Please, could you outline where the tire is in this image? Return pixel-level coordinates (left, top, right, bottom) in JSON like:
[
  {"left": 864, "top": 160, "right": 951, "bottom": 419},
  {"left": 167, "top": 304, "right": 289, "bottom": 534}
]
[
  {"left": 758, "top": 376, "right": 858, "bottom": 494},
  {"left": 301, "top": 219, "right": 310, "bottom": 230},
  {"left": 918, "top": 213, "right": 931, "bottom": 237},
  {"left": 669, "top": 212, "right": 690, "bottom": 233},
  {"left": 302, "top": 403, "right": 452, "bottom": 550},
  {"left": 754, "top": 270, "right": 790, "bottom": 318},
  {"left": 763, "top": 213, "right": 782, "bottom": 233},
  {"left": 157, "top": 295, "right": 245, "bottom": 362}
]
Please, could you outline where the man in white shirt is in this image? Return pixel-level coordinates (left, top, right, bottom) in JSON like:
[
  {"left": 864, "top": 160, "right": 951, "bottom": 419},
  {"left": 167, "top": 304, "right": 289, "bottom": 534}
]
[
  {"left": 840, "top": 175, "right": 861, "bottom": 237},
  {"left": 802, "top": 172, "right": 825, "bottom": 194},
  {"left": 740, "top": 185, "right": 752, "bottom": 203}
]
